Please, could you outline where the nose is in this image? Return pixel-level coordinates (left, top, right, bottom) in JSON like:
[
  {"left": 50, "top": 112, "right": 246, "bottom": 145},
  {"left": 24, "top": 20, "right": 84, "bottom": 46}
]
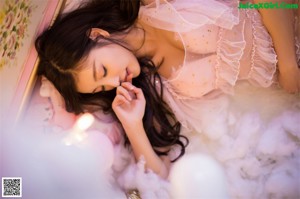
[{"left": 102, "top": 76, "right": 120, "bottom": 90}]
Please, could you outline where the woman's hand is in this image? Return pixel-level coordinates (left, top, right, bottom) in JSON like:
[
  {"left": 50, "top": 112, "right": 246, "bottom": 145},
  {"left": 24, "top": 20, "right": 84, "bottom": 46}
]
[
  {"left": 113, "top": 84, "right": 170, "bottom": 179},
  {"left": 112, "top": 82, "right": 146, "bottom": 128},
  {"left": 112, "top": 83, "right": 170, "bottom": 178},
  {"left": 278, "top": 62, "right": 300, "bottom": 93}
]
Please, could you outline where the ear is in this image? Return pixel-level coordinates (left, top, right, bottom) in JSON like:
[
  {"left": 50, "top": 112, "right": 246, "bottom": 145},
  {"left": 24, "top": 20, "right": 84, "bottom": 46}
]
[{"left": 88, "top": 28, "right": 110, "bottom": 40}]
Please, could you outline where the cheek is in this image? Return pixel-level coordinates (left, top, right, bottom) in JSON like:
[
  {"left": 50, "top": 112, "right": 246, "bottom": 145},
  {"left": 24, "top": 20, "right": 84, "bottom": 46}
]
[
  {"left": 75, "top": 77, "right": 94, "bottom": 93},
  {"left": 132, "top": 63, "right": 141, "bottom": 78},
  {"left": 130, "top": 58, "right": 140, "bottom": 77}
]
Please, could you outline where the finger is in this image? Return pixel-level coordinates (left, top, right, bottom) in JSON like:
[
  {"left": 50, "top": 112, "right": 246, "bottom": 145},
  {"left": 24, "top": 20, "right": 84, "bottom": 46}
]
[
  {"left": 116, "top": 86, "right": 132, "bottom": 101},
  {"left": 121, "top": 82, "right": 134, "bottom": 91},
  {"left": 120, "top": 82, "right": 137, "bottom": 99},
  {"left": 121, "top": 82, "right": 143, "bottom": 98},
  {"left": 112, "top": 94, "right": 130, "bottom": 107},
  {"left": 121, "top": 82, "right": 145, "bottom": 99},
  {"left": 132, "top": 87, "right": 145, "bottom": 100}
]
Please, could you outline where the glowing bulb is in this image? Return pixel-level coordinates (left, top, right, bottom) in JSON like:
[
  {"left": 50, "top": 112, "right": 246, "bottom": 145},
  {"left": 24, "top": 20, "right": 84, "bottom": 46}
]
[
  {"left": 63, "top": 113, "right": 95, "bottom": 146},
  {"left": 74, "top": 113, "right": 95, "bottom": 131}
]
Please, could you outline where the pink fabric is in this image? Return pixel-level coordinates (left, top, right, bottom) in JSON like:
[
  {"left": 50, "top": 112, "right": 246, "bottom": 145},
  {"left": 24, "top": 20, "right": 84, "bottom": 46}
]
[
  {"left": 139, "top": 0, "right": 279, "bottom": 130},
  {"left": 140, "top": 0, "right": 277, "bottom": 100}
]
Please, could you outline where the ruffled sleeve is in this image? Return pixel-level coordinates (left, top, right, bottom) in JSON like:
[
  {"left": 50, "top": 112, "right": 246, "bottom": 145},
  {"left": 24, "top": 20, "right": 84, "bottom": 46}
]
[
  {"left": 215, "top": 9, "right": 277, "bottom": 94},
  {"left": 245, "top": 9, "right": 277, "bottom": 87},
  {"left": 140, "top": 0, "right": 278, "bottom": 99},
  {"left": 214, "top": 14, "right": 246, "bottom": 95}
]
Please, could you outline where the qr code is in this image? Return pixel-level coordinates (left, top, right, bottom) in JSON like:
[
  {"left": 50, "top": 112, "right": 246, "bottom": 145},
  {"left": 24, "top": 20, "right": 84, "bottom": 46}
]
[{"left": 2, "top": 177, "right": 22, "bottom": 198}]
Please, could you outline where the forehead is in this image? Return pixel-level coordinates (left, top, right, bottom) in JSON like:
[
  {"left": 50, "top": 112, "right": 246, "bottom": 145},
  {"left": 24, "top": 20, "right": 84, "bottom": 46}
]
[
  {"left": 74, "top": 45, "right": 108, "bottom": 88},
  {"left": 74, "top": 44, "right": 104, "bottom": 76},
  {"left": 73, "top": 50, "right": 97, "bottom": 93},
  {"left": 77, "top": 47, "right": 98, "bottom": 69}
]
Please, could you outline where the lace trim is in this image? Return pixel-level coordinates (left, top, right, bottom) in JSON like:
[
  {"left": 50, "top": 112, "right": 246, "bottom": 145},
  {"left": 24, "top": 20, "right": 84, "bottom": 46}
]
[
  {"left": 246, "top": 9, "right": 277, "bottom": 87},
  {"left": 215, "top": 18, "right": 246, "bottom": 95}
]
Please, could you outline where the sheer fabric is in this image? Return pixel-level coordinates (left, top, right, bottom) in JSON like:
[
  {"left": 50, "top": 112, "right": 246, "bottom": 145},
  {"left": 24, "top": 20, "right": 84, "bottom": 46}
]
[{"left": 139, "top": 0, "right": 280, "bottom": 130}]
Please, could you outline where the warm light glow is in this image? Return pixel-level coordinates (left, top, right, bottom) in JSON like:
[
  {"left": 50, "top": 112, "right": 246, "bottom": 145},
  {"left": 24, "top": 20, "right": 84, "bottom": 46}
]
[
  {"left": 63, "top": 113, "right": 95, "bottom": 146},
  {"left": 75, "top": 133, "right": 86, "bottom": 142},
  {"left": 64, "top": 140, "right": 72, "bottom": 146},
  {"left": 74, "top": 113, "right": 95, "bottom": 131}
]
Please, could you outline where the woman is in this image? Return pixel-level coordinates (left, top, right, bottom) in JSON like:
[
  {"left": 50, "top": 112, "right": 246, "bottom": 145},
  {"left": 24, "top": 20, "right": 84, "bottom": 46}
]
[
  {"left": 35, "top": 0, "right": 299, "bottom": 178},
  {"left": 36, "top": 0, "right": 186, "bottom": 179}
]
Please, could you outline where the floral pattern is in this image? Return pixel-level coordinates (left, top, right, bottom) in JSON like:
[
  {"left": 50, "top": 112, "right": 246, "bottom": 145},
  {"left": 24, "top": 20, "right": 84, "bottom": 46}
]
[{"left": 0, "top": 0, "right": 35, "bottom": 69}]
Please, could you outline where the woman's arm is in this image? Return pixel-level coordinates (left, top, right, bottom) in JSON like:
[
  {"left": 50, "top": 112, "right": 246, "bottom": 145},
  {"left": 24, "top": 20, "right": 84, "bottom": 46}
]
[
  {"left": 122, "top": 122, "right": 170, "bottom": 178},
  {"left": 254, "top": 0, "right": 300, "bottom": 93},
  {"left": 112, "top": 82, "right": 170, "bottom": 179}
]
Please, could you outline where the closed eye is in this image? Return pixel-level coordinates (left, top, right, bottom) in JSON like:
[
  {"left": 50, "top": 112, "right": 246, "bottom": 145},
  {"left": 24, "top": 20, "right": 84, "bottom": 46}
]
[
  {"left": 103, "top": 65, "right": 107, "bottom": 77},
  {"left": 91, "top": 62, "right": 107, "bottom": 93},
  {"left": 101, "top": 65, "right": 107, "bottom": 92}
]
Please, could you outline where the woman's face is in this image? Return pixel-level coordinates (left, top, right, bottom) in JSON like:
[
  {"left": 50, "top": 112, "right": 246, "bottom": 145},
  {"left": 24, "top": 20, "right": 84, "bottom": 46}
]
[{"left": 75, "top": 44, "right": 140, "bottom": 93}]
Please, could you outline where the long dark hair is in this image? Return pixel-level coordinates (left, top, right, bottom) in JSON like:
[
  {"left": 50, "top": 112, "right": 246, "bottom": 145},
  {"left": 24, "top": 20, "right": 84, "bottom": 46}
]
[{"left": 35, "top": 0, "right": 188, "bottom": 161}]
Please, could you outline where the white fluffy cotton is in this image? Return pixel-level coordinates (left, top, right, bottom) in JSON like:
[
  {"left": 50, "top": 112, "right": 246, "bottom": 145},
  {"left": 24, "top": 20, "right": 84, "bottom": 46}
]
[
  {"left": 2, "top": 82, "right": 299, "bottom": 199},
  {"left": 117, "top": 157, "right": 170, "bottom": 199},
  {"left": 179, "top": 82, "right": 300, "bottom": 198}
]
